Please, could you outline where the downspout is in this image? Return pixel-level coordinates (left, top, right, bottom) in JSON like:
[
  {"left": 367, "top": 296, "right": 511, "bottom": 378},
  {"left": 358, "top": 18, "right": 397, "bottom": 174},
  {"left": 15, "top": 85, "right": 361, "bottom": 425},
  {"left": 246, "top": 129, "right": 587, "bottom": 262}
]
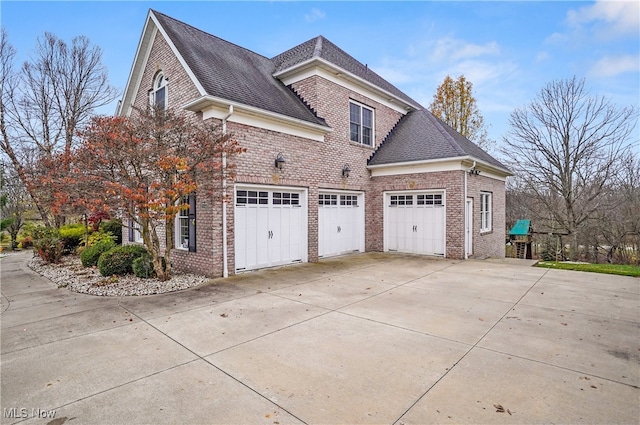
[
  {"left": 464, "top": 161, "right": 476, "bottom": 260},
  {"left": 464, "top": 164, "right": 468, "bottom": 260},
  {"left": 222, "top": 105, "right": 233, "bottom": 278}
]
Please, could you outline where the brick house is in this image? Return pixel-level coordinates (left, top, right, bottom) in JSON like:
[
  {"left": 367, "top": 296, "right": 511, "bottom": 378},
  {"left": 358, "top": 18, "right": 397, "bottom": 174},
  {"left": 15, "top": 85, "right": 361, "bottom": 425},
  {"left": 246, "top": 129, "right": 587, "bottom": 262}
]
[{"left": 118, "top": 10, "right": 511, "bottom": 277}]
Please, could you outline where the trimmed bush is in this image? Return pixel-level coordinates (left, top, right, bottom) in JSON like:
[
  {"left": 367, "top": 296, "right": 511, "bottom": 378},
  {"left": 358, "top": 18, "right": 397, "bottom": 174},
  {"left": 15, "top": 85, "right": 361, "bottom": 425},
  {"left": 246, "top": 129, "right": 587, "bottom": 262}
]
[
  {"left": 100, "top": 219, "right": 123, "bottom": 245},
  {"left": 133, "top": 254, "right": 167, "bottom": 279},
  {"left": 133, "top": 254, "right": 154, "bottom": 278},
  {"left": 81, "top": 239, "right": 116, "bottom": 267},
  {"left": 59, "top": 224, "right": 86, "bottom": 253},
  {"left": 97, "top": 245, "right": 148, "bottom": 276}
]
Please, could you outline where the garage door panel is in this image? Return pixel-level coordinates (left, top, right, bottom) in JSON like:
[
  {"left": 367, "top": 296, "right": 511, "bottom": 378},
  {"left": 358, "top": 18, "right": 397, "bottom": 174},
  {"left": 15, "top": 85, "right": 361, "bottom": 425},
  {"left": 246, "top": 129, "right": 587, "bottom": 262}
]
[
  {"left": 385, "top": 192, "right": 445, "bottom": 256},
  {"left": 235, "top": 187, "right": 306, "bottom": 271},
  {"left": 318, "top": 192, "right": 363, "bottom": 258}
]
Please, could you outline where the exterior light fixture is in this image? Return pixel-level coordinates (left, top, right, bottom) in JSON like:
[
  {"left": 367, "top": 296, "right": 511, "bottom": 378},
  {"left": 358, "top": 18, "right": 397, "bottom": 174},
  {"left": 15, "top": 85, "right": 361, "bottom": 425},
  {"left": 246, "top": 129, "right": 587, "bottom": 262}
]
[
  {"left": 275, "top": 153, "right": 285, "bottom": 169},
  {"left": 342, "top": 164, "right": 351, "bottom": 178},
  {"left": 469, "top": 168, "right": 480, "bottom": 176}
]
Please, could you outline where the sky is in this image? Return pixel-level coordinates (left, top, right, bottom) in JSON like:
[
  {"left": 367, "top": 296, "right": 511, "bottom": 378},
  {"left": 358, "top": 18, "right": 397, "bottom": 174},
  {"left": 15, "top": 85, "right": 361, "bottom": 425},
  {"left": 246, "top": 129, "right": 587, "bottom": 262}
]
[{"left": 1, "top": 1, "right": 639, "bottom": 151}]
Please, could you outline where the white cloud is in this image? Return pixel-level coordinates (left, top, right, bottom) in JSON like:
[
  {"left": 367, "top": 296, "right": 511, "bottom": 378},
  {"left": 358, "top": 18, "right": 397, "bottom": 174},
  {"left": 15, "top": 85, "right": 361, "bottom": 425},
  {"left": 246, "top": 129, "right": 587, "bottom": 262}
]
[
  {"left": 535, "top": 51, "right": 550, "bottom": 63},
  {"left": 590, "top": 54, "right": 640, "bottom": 78},
  {"left": 304, "top": 8, "right": 326, "bottom": 23},
  {"left": 431, "top": 37, "right": 500, "bottom": 62},
  {"left": 567, "top": 0, "right": 639, "bottom": 39}
]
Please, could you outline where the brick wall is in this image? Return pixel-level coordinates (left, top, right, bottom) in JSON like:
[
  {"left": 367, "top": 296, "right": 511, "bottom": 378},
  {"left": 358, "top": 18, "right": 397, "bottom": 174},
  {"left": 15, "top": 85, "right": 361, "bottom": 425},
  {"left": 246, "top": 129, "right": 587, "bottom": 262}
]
[
  {"left": 124, "top": 28, "right": 506, "bottom": 277},
  {"left": 122, "top": 31, "right": 224, "bottom": 276},
  {"left": 467, "top": 173, "right": 507, "bottom": 258},
  {"left": 368, "top": 171, "right": 466, "bottom": 259}
]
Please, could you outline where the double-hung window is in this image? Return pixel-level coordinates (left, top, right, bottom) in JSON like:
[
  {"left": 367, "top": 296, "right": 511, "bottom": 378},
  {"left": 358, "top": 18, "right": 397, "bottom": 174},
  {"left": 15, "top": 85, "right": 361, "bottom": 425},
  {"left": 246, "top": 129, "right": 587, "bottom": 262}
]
[
  {"left": 175, "top": 194, "right": 196, "bottom": 251},
  {"left": 480, "top": 192, "right": 492, "bottom": 233},
  {"left": 349, "top": 101, "right": 373, "bottom": 146}
]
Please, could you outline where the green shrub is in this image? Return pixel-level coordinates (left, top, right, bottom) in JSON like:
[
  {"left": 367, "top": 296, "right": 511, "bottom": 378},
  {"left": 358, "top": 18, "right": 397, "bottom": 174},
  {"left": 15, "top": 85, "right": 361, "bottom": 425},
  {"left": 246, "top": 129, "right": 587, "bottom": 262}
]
[
  {"left": 132, "top": 254, "right": 167, "bottom": 279},
  {"left": 59, "top": 224, "right": 87, "bottom": 253},
  {"left": 98, "top": 245, "right": 148, "bottom": 276},
  {"left": 86, "top": 231, "right": 116, "bottom": 247},
  {"left": 100, "top": 219, "right": 123, "bottom": 245},
  {"left": 133, "top": 254, "right": 154, "bottom": 278},
  {"left": 18, "top": 235, "right": 33, "bottom": 249},
  {"left": 81, "top": 239, "right": 116, "bottom": 267},
  {"left": 32, "top": 228, "right": 64, "bottom": 264}
]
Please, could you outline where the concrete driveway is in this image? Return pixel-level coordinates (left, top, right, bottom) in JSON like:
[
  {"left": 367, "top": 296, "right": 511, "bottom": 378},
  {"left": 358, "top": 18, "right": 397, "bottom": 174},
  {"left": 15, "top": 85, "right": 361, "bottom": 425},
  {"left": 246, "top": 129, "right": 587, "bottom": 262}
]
[{"left": 1, "top": 251, "right": 638, "bottom": 424}]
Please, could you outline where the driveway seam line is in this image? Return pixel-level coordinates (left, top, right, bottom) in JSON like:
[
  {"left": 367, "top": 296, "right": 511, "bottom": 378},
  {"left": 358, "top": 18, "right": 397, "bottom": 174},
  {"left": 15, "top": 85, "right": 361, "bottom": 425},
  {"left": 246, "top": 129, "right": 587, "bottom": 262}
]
[
  {"left": 392, "top": 266, "right": 552, "bottom": 424},
  {"left": 119, "top": 304, "right": 310, "bottom": 424},
  {"left": 473, "top": 346, "right": 640, "bottom": 389},
  {"left": 6, "top": 359, "right": 204, "bottom": 425}
]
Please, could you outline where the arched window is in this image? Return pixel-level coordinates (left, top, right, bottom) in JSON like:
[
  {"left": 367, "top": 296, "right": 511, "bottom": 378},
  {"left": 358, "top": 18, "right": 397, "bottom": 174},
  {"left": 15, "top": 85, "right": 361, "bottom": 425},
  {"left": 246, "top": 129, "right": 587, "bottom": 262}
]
[{"left": 150, "top": 72, "right": 167, "bottom": 110}]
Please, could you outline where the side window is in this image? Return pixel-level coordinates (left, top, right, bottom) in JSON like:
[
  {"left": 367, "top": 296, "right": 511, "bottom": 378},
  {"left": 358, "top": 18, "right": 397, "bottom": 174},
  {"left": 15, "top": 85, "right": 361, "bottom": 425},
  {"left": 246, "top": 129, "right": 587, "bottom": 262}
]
[
  {"left": 480, "top": 192, "right": 492, "bottom": 232},
  {"left": 150, "top": 72, "right": 167, "bottom": 110},
  {"left": 175, "top": 194, "right": 196, "bottom": 251}
]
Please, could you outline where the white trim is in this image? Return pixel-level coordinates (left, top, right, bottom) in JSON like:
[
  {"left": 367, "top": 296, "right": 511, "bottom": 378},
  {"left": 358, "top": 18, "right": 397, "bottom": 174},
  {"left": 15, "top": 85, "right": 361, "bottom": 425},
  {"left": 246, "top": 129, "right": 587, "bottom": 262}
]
[
  {"left": 382, "top": 189, "right": 447, "bottom": 257},
  {"left": 369, "top": 156, "right": 510, "bottom": 180},
  {"left": 234, "top": 183, "right": 309, "bottom": 272},
  {"left": 118, "top": 11, "right": 206, "bottom": 117},
  {"left": 465, "top": 198, "right": 473, "bottom": 258},
  {"left": 118, "top": 19, "right": 157, "bottom": 116},
  {"left": 196, "top": 100, "right": 330, "bottom": 142},
  {"left": 150, "top": 12, "right": 206, "bottom": 96},
  {"left": 274, "top": 59, "right": 412, "bottom": 115},
  {"left": 480, "top": 192, "right": 492, "bottom": 233},
  {"left": 349, "top": 100, "right": 375, "bottom": 147},
  {"left": 317, "top": 190, "right": 366, "bottom": 258},
  {"left": 275, "top": 58, "right": 419, "bottom": 114},
  {"left": 174, "top": 196, "right": 189, "bottom": 251}
]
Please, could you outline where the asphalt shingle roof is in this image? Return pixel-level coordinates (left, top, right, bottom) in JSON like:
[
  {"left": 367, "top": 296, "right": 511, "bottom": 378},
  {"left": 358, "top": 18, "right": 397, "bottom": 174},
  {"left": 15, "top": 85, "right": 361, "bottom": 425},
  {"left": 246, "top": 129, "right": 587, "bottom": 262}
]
[
  {"left": 153, "top": 10, "right": 507, "bottom": 172},
  {"left": 272, "top": 36, "right": 419, "bottom": 108},
  {"left": 153, "top": 11, "right": 327, "bottom": 127},
  {"left": 368, "top": 109, "right": 509, "bottom": 171}
]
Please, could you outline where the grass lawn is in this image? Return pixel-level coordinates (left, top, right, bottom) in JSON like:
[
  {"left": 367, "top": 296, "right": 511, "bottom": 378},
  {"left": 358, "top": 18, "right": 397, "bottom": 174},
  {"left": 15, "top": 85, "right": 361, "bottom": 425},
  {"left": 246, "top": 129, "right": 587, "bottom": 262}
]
[{"left": 536, "top": 261, "right": 640, "bottom": 277}]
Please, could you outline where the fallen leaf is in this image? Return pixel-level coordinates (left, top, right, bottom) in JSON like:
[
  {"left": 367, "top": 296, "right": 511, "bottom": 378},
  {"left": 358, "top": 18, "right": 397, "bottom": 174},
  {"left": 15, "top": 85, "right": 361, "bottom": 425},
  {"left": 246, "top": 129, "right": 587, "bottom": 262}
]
[{"left": 494, "top": 404, "right": 505, "bottom": 413}]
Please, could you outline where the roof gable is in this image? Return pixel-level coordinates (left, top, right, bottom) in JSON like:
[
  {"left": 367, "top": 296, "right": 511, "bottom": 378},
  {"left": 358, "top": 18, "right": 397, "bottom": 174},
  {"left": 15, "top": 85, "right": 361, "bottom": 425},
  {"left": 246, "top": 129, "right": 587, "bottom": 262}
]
[
  {"left": 272, "top": 36, "right": 420, "bottom": 110},
  {"left": 120, "top": 10, "right": 326, "bottom": 128}
]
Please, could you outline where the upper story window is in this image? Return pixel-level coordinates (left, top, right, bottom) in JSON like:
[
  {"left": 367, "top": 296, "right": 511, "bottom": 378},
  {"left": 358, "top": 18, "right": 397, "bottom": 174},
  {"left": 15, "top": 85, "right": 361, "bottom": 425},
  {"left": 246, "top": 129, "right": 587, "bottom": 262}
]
[
  {"left": 349, "top": 101, "right": 374, "bottom": 146},
  {"left": 480, "top": 192, "right": 492, "bottom": 233},
  {"left": 150, "top": 72, "right": 167, "bottom": 110}
]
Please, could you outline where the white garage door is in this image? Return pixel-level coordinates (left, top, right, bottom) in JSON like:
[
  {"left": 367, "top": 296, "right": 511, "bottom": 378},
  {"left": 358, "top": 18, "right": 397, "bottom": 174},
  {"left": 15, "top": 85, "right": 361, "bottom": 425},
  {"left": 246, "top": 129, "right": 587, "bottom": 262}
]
[
  {"left": 235, "top": 186, "right": 307, "bottom": 272},
  {"left": 385, "top": 191, "right": 445, "bottom": 256},
  {"left": 318, "top": 191, "right": 364, "bottom": 258}
]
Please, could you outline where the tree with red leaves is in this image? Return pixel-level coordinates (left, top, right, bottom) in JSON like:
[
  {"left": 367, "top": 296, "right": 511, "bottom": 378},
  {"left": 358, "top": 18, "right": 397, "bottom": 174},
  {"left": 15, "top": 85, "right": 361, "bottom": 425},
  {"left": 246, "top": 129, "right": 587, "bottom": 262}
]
[{"left": 74, "top": 107, "right": 244, "bottom": 280}]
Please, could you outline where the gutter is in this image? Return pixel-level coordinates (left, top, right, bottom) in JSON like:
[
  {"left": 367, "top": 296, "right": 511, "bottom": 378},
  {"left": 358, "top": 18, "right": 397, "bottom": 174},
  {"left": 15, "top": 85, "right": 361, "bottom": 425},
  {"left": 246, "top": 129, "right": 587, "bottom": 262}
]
[{"left": 221, "top": 105, "right": 233, "bottom": 278}]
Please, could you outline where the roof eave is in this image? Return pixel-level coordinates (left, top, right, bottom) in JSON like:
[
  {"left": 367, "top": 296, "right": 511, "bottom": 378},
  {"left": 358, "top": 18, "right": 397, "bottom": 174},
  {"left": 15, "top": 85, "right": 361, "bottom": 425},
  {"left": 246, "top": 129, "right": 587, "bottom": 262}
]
[
  {"left": 117, "top": 11, "right": 156, "bottom": 116},
  {"left": 274, "top": 57, "right": 420, "bottom": 112},
  {"left": 183, "top": 95, "right": 332, "bottom": 134},
  {"left": 118, "top": 10, "right": 208, "bottom": 117},
  {"left": 368, "top": 155, "right": 512, "bottom": 178}
]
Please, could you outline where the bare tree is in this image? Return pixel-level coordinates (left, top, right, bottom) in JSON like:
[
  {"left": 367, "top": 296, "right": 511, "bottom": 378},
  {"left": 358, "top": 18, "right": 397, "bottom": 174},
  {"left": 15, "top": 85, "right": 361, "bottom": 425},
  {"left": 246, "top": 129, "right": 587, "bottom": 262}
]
[
  {"left": 1, "top": 162, "right": 31, "bottom": 249},
  {"left": 502, "top": 76, "right": 638, "bottom": 260},
  {"left": 0, "top": 28, "right": 118, "bottom": 227}
]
